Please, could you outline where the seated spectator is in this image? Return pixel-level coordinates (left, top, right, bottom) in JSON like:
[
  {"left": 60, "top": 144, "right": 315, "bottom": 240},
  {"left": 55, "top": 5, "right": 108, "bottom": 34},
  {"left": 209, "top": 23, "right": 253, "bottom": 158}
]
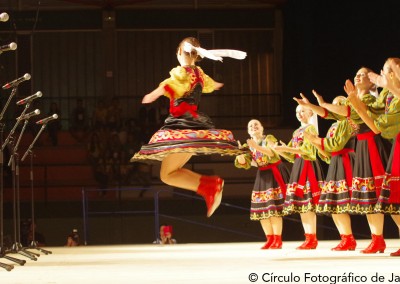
[
  {"left": 92, "top": 99, "right": 108, "bottom": 130},
  {"left": 154, "top": 225, "right": 177, "bottom": 245},
  {"left": 70, "top": 98, "right": 88, "bottom": 142},
  {"left": 21, "top": 219, "right": 46, "bottom": 247},
  {"left": 65, "top": 229, "right": 80, "bottom": 246}
]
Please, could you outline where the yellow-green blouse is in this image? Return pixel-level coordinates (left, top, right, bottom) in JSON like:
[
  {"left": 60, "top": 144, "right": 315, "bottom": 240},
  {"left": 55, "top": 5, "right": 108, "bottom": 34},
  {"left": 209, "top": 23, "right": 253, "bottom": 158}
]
[
  {"left": 283, "top": 125, "right": 318, "bottom": 163},
  {"left": 160, "top": 66, "right": 216, "bottom": 99},
  {"left": 234, "top": 135, "right": 280, "bottom": 170},
  {"left": 367, "top": 89, "right": 400, "bottom": 140},
  {"left": 323, "top": 93, "right": 376, "bottom": 125},
  {"left": 318, "top": 120, "right": 357, "bottom": 163}
]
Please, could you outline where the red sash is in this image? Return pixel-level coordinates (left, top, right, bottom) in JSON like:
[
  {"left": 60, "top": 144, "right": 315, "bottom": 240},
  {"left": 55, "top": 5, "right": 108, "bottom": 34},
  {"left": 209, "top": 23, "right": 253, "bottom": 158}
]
[
  {"left": 388, "top": 133, "right": 400, "bottom": 203},
  {"left": 331, "top": 148, "right": 354, "bottom": 196},
  {"left": 260, "top": 160, "right": 287, "bottom": 199},
  {"left": 169, "top": 101, "right": 198, "bottom": 118},
  {"left": 164, "top": 84, "right": 198, "bottom": 118},
  {"left": 357, "top": 131, "right": 385, "bottom": 197},
  {"left": 295, "top": 156, "right": 320, "bottom": 204}
]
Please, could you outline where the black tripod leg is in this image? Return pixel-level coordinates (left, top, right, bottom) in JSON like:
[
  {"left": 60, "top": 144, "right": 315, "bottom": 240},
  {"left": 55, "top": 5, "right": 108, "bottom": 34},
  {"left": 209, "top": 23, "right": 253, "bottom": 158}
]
[
  {"left": 0, "top": 261, "right": 13, "bottom": 271},
  {"left": 22, "top": 248, "right": 40, "bottom": 257},
  {"left": 17, "top": 250, "right": 37, "bottom": 261},
  {"left": 10, "top": 243, "right": 37, "bottom": 261},
  {"left": 28, "top": 245, "right": 52, "bottom": 255},
  {"left": 1, "top": 247, "right": 26, "bottom": 266},
  {"left": 37, "top": 247, "right": 51, "bottom": 255},
  {"left": 2, "top": 254, "right": 26, "bottom": 266}
]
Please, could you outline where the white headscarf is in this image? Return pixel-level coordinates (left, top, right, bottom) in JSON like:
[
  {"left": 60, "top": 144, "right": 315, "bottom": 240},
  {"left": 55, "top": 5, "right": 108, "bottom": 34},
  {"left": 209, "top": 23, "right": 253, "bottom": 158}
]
[
  {"left": 308, "top": 112, "right": 319, "bottom": 135},
  {"left": 183, "top": 41, "right": 247, "bottom": 62}
]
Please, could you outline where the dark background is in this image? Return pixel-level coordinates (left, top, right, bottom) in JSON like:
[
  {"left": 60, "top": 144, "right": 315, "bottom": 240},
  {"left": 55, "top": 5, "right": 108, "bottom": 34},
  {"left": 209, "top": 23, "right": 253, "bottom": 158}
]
[
  {"left": 2, "top": 0, "right": 400, "bottom": 131},
  {"left": 1, "top": 0, "right": 400, "bottom": 245},
  {"left": 282, "top": 0, "right": 400, "bottom": 131}
]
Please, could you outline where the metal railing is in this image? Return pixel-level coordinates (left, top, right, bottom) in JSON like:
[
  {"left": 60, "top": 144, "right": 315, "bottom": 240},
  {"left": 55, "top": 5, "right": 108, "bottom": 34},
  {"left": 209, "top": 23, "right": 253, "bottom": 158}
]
[
  {"left": 81, "top": 186, "right": 362, "bottom": 245},
  {"left": 81, "top": 186, "right": 265, "bottom": 245}
]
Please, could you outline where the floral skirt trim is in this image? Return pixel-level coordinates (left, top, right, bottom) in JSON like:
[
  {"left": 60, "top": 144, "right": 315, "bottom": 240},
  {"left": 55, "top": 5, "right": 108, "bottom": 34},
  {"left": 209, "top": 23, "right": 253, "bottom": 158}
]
[
  {"left": 316, "top": 179, "right": 351, "bottom": 214},
  {"left": 283, "top": 201, "right": 314, "bottom": 214},
  {"left": 349, "top": 176, "right": 379, "bottom": 214},
  {"left": 148, "top": 129, "right": 236, "bottom": 144},
  {"left": 250, "top": 188, "right": 285, "bottom": 219},
  {"left": 250, "top": 209, "right": 283, "bottom": 220},
  {"left": 375, "top": 175, "right": 400, "bottom": 214},
  {"left": 131, "top": 129, "right": 247, "bottom": 162},
  {"left": 282, "top": 181, "right": 324, "bottom": 214}
]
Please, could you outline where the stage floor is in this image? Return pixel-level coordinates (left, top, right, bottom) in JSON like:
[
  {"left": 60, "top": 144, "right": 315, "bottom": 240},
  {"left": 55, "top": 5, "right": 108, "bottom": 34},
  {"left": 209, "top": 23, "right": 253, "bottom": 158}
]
[{"left": 1, "top": 240, "right": 399, "bottom": 283}]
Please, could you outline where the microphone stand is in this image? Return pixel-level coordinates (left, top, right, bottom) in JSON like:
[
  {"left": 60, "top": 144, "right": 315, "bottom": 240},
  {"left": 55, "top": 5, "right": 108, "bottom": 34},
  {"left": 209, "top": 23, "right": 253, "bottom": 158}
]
[
  {"left": 0, "top": 87, "right": 24, "bottom": 270},
  {"left": 11, "top": 119, "right": 40, "bottom": 259},
  {"left": 2, "top": 102, "right": 37, "bottom": 261},
  {"left": 0, "top": 121, "right": 15, "bottom": 271},
  {"left": 21, "top": 123, "right": 51, "bottom": 255}
]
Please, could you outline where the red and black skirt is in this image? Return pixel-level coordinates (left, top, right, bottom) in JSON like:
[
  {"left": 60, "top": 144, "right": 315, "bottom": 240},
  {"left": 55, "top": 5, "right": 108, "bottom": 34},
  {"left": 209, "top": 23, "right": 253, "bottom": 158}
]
[
  {"left": 375, "top": 132, "right": 400, "bottom": 214},
  {"left": 349, "top": 129, "right": 390, "bottom": 215},
  {"left": 316, "top": 148, "right": 355, "bottom": 215},
  {"left": 283, "top": 157, "right": 325, "bottom": 215},
  {"left": 131, "top": 111, "right": 246, "bottom": 162},
  {"left": 250, "top": 161, "right": 290, "bottom": 220}
]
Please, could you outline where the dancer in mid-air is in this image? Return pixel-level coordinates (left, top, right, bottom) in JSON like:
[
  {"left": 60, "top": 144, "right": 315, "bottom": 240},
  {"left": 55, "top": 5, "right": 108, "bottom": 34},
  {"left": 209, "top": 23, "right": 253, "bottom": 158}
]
[{"left": 131, "top": 37, "right": 247, "bottom": 217}]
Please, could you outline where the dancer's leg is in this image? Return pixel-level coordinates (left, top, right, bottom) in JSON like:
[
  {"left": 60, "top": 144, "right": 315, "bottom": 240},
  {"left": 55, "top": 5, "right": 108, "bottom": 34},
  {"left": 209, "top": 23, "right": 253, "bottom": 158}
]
[
  {"left": 297, "top": 212, "right": 318, "bottom": 249},
  {"left": 332, "top": 214, "right": 342, "bottom": 234},
  {"left": 390, "top": 215, "right": 400, "bottom": 256},
  {"left": 260, "top": 219, "right": 274, "bottom": 249},
  {"left": 361, "top": 213, "right": 386, "bottom": 253},
  {"left": 268, "top": 216, "right": 283, "bottom": 249},
  {"left": 300, "top": 211, "right": 316, "bottom": 234},
  {"left": 160, "top": 153, "right": 199, "bottom": 191},
  {"left": 331, "top": 213, "right": 356, "bottom": 251},
  {"left": 270, "top": 217, "right": 283, "bottom": 236},
  {"left": 160, "top": 153, "right": 223, "bottom": 217},
  {"left": 260, "top": 218, "right": 273, "bottom": 235},
  {"left": 333, "top": 213, "right": 352, "bottom": 235},
  {"left": 366, "top": 213, "right": 384, "bottom": 235},
  {"left": 391, "top": 215, "right": 400, "bottom": 231}
]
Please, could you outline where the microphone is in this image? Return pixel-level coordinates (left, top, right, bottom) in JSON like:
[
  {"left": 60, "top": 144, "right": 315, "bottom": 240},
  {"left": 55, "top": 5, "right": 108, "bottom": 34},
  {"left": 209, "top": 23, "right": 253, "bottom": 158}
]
[
  {"left": 2, "top": 73, "right": 31, "bottom": 90},
  {"left": 36, "top": 114, "right": 58, "bottom": 125},
  {"left": 0, "top": 12, "right": 9, "bottom": 22},
  {"left": 17, "top": 109, "right": 40, "bottom": 120},
  {"left": 16, "top": 91, "right": 42, "bottom": 105},
  {"left": 0, "top": 42, "right": 17, "bottom": 53}
]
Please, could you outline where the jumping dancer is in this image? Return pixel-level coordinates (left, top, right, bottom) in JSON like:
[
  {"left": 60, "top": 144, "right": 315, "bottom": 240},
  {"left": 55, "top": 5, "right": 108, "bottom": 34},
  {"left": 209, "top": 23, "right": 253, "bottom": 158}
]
[{"left": 131, "top": 37, "right": 247, "bottom": 217}]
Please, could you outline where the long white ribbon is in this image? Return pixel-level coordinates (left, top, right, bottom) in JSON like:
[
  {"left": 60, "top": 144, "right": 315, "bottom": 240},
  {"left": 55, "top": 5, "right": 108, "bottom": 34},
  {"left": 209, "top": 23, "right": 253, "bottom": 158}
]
[
  {"left": 183, "top": 42, "right": 247, "bottom": 62},
  {"left": 308, "top": 113, "right": 319, "bottom": 135}
]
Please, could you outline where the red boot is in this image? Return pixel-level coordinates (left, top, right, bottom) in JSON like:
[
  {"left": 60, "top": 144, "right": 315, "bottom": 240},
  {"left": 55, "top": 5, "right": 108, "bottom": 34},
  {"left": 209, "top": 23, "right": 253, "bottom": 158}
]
[
  {"left": 296, "top": 234, "right": 318, "bottom": 250},
  {"left": 360, "top": 234, "right": 386, "bottom": 254},
  {"left": 390, "top": 248, "right": 400, "bottom": 256},
  {"left": 331, "top": 235, "right": 345, "bottom": 251},
  {"left": 269, "top": 235, "right": 282, "bottom": 249},
  {"left": 260, "top": 235, "right": 274, "bottom": 250},
  {"left": 196, "top": 175, "right": 224, "bottom": 217},
  {"left": 331, "top": 234, "right": 357, "bottom": 251}
]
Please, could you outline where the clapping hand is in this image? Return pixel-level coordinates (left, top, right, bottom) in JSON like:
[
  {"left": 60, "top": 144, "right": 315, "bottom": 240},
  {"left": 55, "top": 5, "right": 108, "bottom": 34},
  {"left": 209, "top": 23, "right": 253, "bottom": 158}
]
[
  {"left": 312, "top": 90, "right": 325, "bottom": 106},
  {"left": 246, "top": 138, "right": 257, "bottom": 148}
]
